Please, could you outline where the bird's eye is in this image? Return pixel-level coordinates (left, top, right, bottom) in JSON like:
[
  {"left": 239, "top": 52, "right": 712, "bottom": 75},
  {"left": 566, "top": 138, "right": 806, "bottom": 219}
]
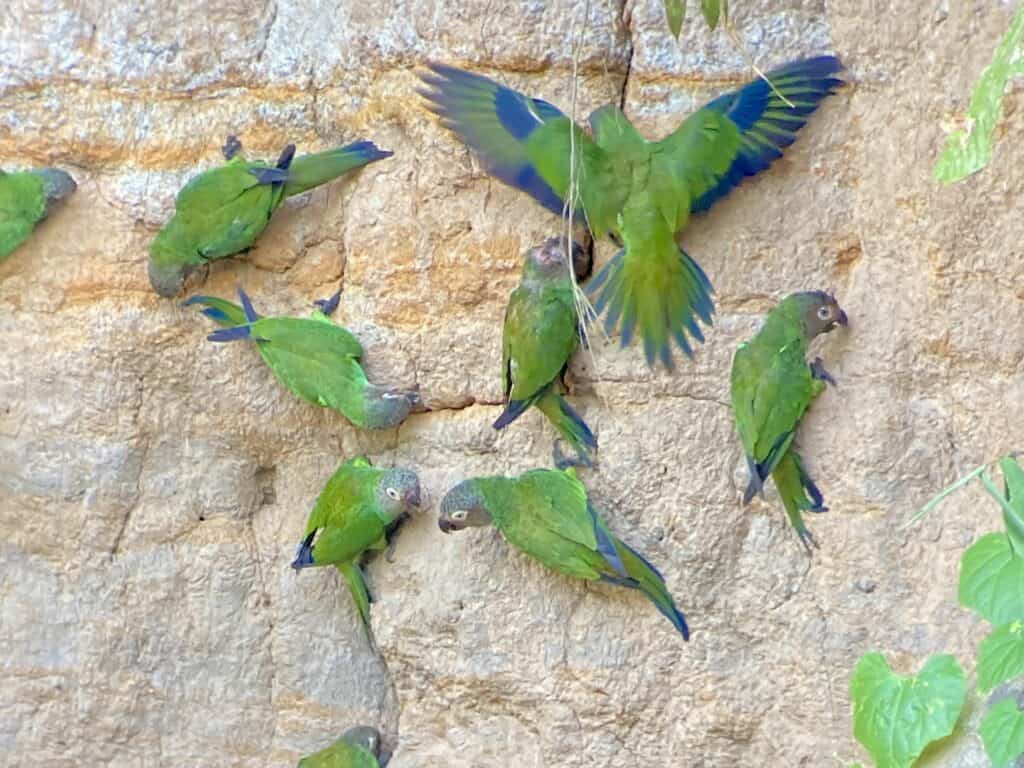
[
  {"left": 451, "top": 509, "right": 468, "bottom": 521},
  {"left": 817, "top": 306, "right": 831, "bottom": 320},
  {"left": 386, "top": 487, "right": 400, "bottom": 500}
]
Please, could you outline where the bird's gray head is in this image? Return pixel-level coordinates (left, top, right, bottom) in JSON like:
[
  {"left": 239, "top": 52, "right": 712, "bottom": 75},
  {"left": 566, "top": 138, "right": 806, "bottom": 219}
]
[
  {"left": 791, "top": 290, "right": 848, "bottom": 338},
  {"left": 375, "top": 467, "right": 421, "bottom": 517},
  {"left": 31, "top": 168, "right": 77, "bottom": 215},
  {"left": 438, "top": 479, "right": 491, "bottom": 533},
  {"left": 342, "top": 726, "right": 382, "bottom": 757},
  {"left": 524, "top": 236, "right": 585, "bottom": 281},
  {"left": 364, "top": 386, "right": 419, "bottom": 429},
  {"left": 146, "top": 257, "right": 191, "bottom": 298}
]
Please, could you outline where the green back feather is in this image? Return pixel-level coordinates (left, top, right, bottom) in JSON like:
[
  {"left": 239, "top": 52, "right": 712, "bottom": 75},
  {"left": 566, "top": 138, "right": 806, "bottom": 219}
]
[{"left": 0, "top": 171, "right": 46, "bottom": 260}]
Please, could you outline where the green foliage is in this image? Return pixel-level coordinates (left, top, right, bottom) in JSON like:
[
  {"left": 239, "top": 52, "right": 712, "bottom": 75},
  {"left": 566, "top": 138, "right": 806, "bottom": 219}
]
[
  {"left": 933, "top": 4, "right": 1024, "bottom": 184},
  {"left": 663, "top": 0, "right": 685, "bottom": 38},
  {"left": 958, "top": 533, "right": 1024, "bottom": 625},
  {"left": 700, "top": 0, "right": 722, "bottom": 30},
  {"left": 662, "top": 0, "right": 725, "bottom": 38},
  {"left": 849, "top": 653, "right": 966, "bottom": 768},
  {"left": 977, "top": 621, "right": 1024, "bottom": 693},
  {"left": 980, "top": 697, "right": 1024, "bottom": 767}
]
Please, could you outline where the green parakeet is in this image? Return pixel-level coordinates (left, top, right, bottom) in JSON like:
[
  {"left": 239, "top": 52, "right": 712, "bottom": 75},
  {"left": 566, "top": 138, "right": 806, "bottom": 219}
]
[
  {"left": 494, "top": 236, "right": 596, "bottom": 468},
  {"left": 419, "top": 58, "right": 843, "bottom": 368},
  {"left": 148, "top": 138, "right": 392, "bottom": 297},
  {"left": 0, "top": 168, "right": 77, "bottom": 261},
  {"left": 185, "top": 287, "right": 418, "bottom": 430},
  {"left": 291, "top": 456, "right": 421, "bottom": 631},
  {"left": 438, "top": 467, "right": 689, "bottom": 639},
  {"left": 730, "top": 291, "right": 848, "bottom": 550},
  {"left": 298, "top": 726, "right": 385, "bottom": 768}
]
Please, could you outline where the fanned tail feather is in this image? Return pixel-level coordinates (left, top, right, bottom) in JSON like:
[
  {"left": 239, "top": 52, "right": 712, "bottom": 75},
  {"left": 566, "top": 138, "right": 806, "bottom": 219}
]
[
  {"left": 589, "top": 244, "right": 714, "bottom": 369},
  {"left": 693, "top": 55, "right": 844, "bottom": 212}
]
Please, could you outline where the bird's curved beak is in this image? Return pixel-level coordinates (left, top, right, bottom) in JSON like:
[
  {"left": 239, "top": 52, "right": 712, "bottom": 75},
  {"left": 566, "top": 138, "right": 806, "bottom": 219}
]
[
  {"left": 406, "top": 487, "right": 422, "bottom": 509},
  {"left": 438, "top": 516, "right": 453, "bottom": 534},
  {"left": 837, "top": 308, "right": 849, "bottom": 327}
]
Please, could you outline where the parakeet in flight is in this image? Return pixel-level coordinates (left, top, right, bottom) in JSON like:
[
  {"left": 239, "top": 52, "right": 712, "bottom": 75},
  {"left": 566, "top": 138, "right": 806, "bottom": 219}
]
[
  {"left": 495, "top": 236, "right": 596, "bottom": 467},
  {"left": 298, "top": 726, "right": 386, "bottom": 768},
  {"left": 291, "top": 456, "right": 421, "bottom": 633},
  {"left": 419, "top": 58, "right": 843, "bottom": 368},
  {"left": 186, "top": 287, "right": 418, "bottom": 430},
  {"left": 438, "top": 467, "right": 689, "bottom": 639},
  {"left": 148, "top": 138, "right": 392, "bottom": 297},
  {"left": 0, "top": 168, "right": 77, "bottom": 261},
  {"left": 730, "top": 291, "right": 847, "bottom": 551}
]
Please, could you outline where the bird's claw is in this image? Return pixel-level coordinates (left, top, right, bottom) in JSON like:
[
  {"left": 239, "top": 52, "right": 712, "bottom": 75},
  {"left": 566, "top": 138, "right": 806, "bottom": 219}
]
[
  {"left": 797, "top": 528, "right": 819, "bottom": 556},
  {"left": 810, "top": 357, "right": 836, "bottom": 386},
  {"left": 313, "top": 288, "right": 342, "bottom": 316},
  {"left": 222, "top": 135, "right": 242, "bottom": 160},
  {"left": 552, "top": 440, "right": 593, "bottom": 470}
]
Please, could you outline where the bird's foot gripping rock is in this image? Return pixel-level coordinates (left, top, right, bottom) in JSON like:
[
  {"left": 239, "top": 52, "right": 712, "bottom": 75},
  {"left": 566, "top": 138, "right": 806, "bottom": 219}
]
[
  {"left": 809, "top": 357, "right": 837, "bottom": 386},
  {"left": 552, "top": 440, "right": 593, "bottom": 471},
  {"left": 313, "top": 288, "right": 342, "bottom": 316}
]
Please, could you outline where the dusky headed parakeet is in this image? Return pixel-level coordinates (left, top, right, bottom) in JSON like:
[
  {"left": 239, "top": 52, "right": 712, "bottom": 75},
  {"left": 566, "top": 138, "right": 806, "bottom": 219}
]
[
  {"left": 298, "top": 726, "right": 386, "bottom": 768},
  {"left": 0, "top": 168, "right": 77, "bottom": 261},
  {"left": 495, "top": 236, "right": 596, "bottom": 468},
  {"left": 730, "top": 291, "right": 848, "bottom": 550},
  {"left": 148, "top": 138, "right": 392, "bottom": 297},
  {"left": 438, "top": 467, "right": 689, "bottom": 640},
  {"left": 186, "top": 288, "right": 418, "bottom": 430},
  {"left": 291, "top": 456, "right": 421, "bottom": 632},
  {"left": 419, "top": 58, "right": 843, "bottom": 368}
]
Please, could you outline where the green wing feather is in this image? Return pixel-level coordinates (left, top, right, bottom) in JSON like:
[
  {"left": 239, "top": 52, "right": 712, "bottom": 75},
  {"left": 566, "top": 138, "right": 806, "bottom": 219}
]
[
  {"left": 150, "top": 160, "right": 283, "bottom": 268},
  {"left": 0, "top": 171, "right": 46, "bottom": 260},
  {"left": 418, "top": 63, "right": 619, "bottom": 233},
  {"left": 485, "top": 470, "right": 604, "bottom": 581},
  {"left": 502, "top": 278, "right": 577, "bottom": 404},
  {"left": 298, "top": 736, "right": 379, "bottom": 768}
]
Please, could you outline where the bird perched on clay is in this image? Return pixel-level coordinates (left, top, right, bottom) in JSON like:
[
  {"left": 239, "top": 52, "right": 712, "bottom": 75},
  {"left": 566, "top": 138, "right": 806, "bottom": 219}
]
[
  {"left": 291, "top": 456, "right": 421, "bottom": 635},
  {"left": 298, "top": 726, "right": 388, "bottom": 768},
  {"left": 148, "top": 136, "right": 392, "bottom": 297},
  {"left": 730, "top": 291, "right": 848, "bottom": 551},
  {"left": 419, "top": 57, "right": 843, "bottom": 368},
  {"left": 495, "top": 236, "right": 596, "bottom": 468},
  {"left": 186, "top": 287, "right": 418, "bottom": 430},
  {"left": 0, "top": 168, "right": 77, "bottom": 261},
  {"left": 438, "top": 467, "right": 689, "bottom": 639}
]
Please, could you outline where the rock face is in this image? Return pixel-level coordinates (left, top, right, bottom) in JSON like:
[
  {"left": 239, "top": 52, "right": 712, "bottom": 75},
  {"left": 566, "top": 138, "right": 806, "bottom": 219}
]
[{"left": 1, "top": 0, "right": 1022, "bottom": 765}]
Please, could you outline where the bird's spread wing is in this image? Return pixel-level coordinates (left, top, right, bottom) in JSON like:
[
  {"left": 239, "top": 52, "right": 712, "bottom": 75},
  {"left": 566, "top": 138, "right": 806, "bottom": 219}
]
[
  {"left": 419, "top": 63, "right": 609, "bottom": 218},
  {"left": 655, "top": 56, "right": 843, "bottom": 214}
]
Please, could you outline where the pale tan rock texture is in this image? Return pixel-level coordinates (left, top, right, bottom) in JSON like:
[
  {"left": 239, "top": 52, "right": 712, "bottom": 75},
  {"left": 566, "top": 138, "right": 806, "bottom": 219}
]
[{"left": 1, "top": 0, "right": 1022, "bottom": 765}]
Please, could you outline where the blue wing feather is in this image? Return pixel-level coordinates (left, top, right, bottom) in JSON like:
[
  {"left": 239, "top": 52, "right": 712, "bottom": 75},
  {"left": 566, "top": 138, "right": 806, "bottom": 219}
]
[{"left": 692, "top": 55, "right": 843, "bottom": 213}]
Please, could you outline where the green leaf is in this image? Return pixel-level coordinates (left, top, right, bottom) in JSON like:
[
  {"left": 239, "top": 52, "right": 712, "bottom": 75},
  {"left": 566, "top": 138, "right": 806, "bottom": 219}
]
[
  {"left": 1002, "top": 457, "right": 1024, "bottom": 556},
  {"left": 959, "top": 533, "right": 1024, "bottom": 624},
  {"left": 701, "top": 0, "right": 720, "bottom": 29},
  {"left": 980, "top": 697, "right": 1024, "bottom": 767},
  {"left": 978, "top": 621, "right": 1024, "bottom": 692},
  {"left": 933, "top": 4, "right": 1024, "bottom": 183},
  {"left": 849, "top": 652, "right": 966, "bottom": 768},
  {"left": 664, "top": 0, "right": 685, "bottom": 38}
]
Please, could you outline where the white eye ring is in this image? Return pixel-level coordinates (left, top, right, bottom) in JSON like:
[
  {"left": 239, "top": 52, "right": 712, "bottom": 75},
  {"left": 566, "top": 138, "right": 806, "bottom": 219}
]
[
  {"left": 451, "top": 509, "right": 468, "bottom": 521},
  {"left": 386, "top": 487, "right": 400, "bottom": 500},
  {"left": 817, "top": 306, "right": 831, "bottom": 320}
]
